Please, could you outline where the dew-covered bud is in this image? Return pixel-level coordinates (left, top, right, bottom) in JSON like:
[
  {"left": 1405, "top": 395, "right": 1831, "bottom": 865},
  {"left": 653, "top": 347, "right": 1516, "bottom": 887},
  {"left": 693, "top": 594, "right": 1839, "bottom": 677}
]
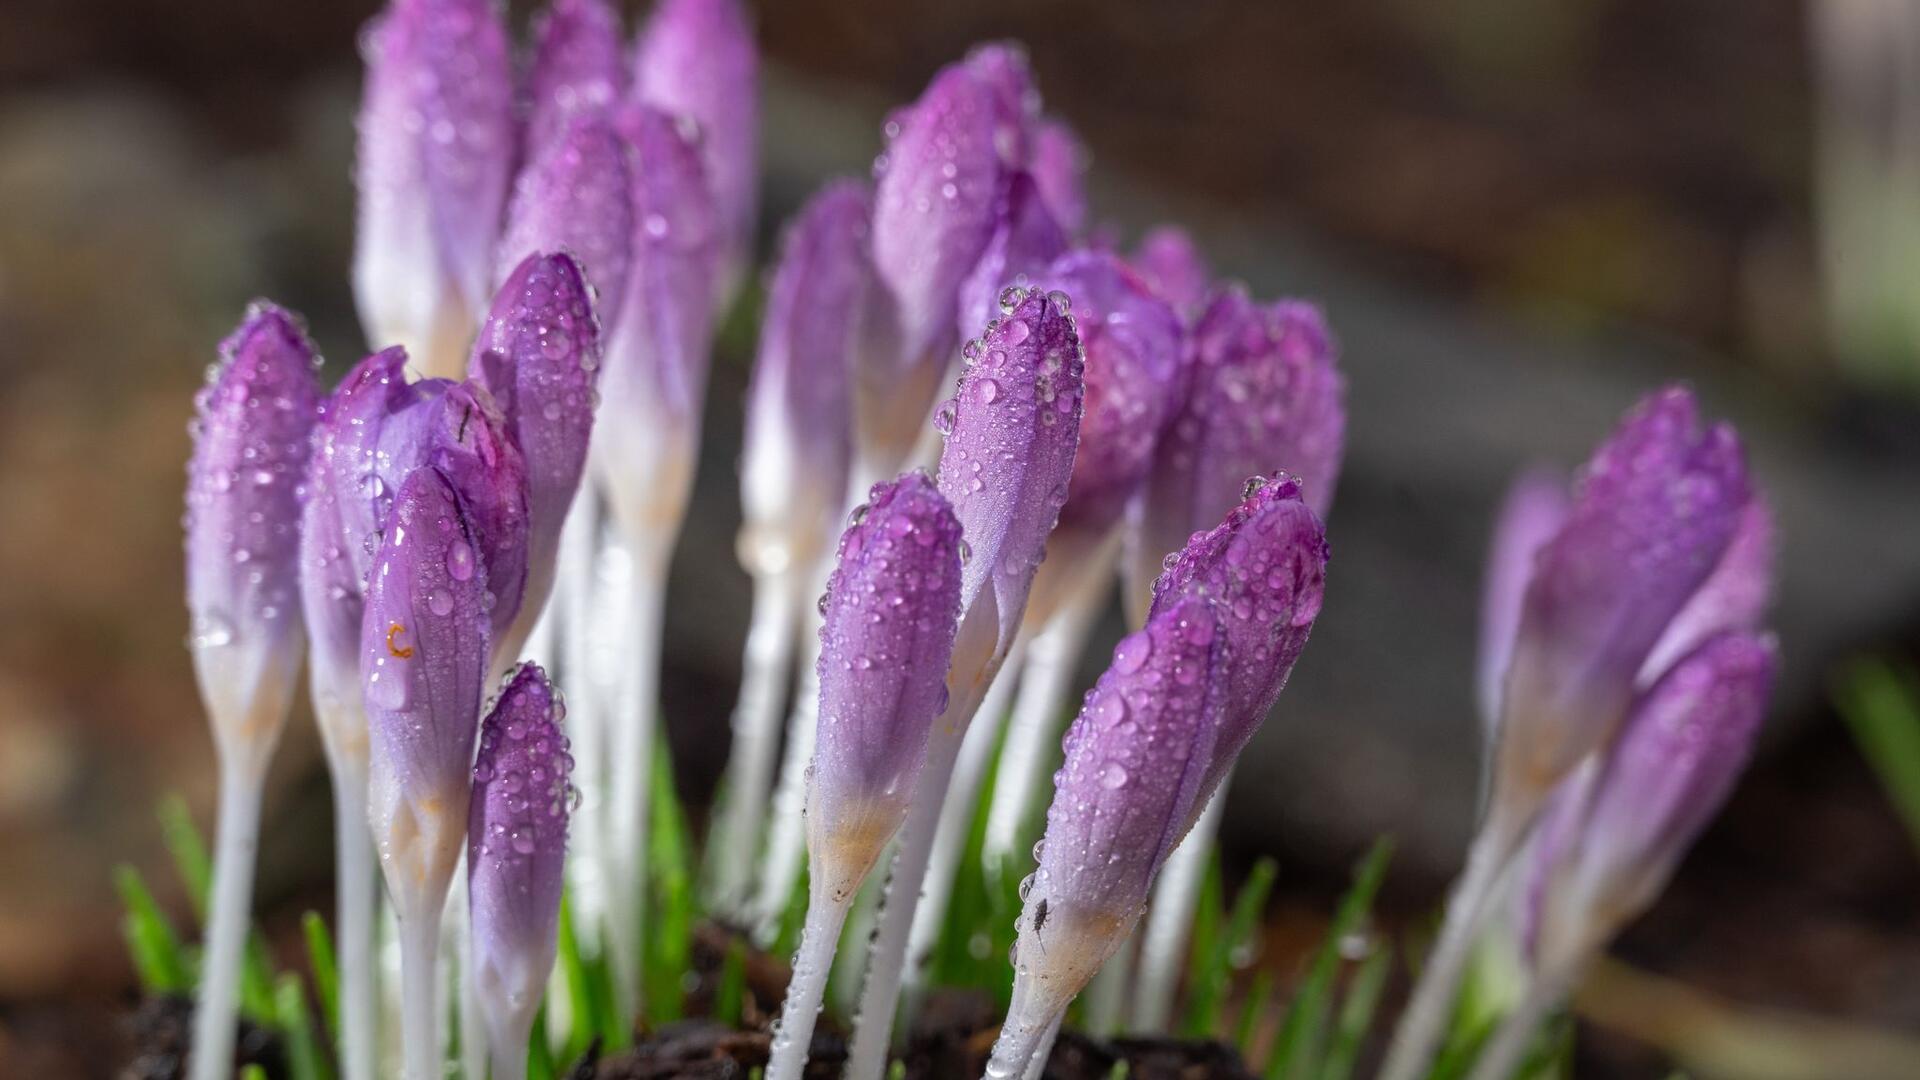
[
  {"left": 1030, "top": 120, "right": 1088, "bottom": 236},
  {"left": 935, "top": 287, "right": 1085, "bottom": 687},
  {"left": 1639, "top": 496, "right": 1775, "bottom": 683},
  {"left": 1130, "top": 226, "right": 1211, "bottom": 316},
  {"left": 495, "top": 115, "right": 634, "bottom": 327},
  {"left": 1534, "top": 632, "right": 1775, "bottom": 971},
  {"left": 352, "top": 0, "right": 515, "bottom": 379},
  {"left": 633, "top": 0, "right": 758, "bottom": 297},
  {"left": 524, "top": 0, "right": 624, "bottom": 156},
  {"left": 1497, "top": 387, "right": 1750, "bottom": 811},
  {"left": 1147, "top": 475, "right": 1329, "bottom": 816},
  {"left": 1477, "top": 468, "right": 1572, "bottom": 741},
  {"left": 362, "top": 467, "right": 493, "bottom": 913},
  {"left": 806, "top": 472, "right": 964, "bottom": 903},
  {"left": 964, "top": 41, "right": 1040, "bottom": 165},
  {"left": 187, "top": 303, "right": 321, "bottom": 768},
  {"left": 739, "top": 181, "right": 870, "bottom": 579},
  {"left": 470, "top": 253, "right": 600, "bottom": 662},
  {"left": 956, "top": 172, "right": 1068, "bottom": 344},
  {"left": 467, "top": 662, "right": 571, "bottom": 1070}
]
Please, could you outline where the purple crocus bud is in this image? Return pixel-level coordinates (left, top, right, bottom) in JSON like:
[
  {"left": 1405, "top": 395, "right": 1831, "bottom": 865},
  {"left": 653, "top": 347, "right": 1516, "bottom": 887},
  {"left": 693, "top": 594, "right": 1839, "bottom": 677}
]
[
  {"left": 524, "top": 0, "right": 625, "bottom": 156},
  {"left": 467, "top": 662, "right": 572, "bottom": 1067},
  {"left": 1030, "top": 119, "right": 1088, "bottom": 236},
  {"left": 1131, "top": 226, "right": 1211, "bottom": 316},
  {"left": 806, "top": 472, "right": 964, "bottom": 902},
  {"left": 935, "top": 287, "right": 1085, "bottom": 682},
  {"left": 304, "top": 347, "right": 426, "bottom": 600},
  {"left": 470, "top": 253, "right": 601, "bottom": 658},
  {"left": 956, "top": 172, "right": 1069, "bottom": 343},
  {"left": 633, "top": 0, "right": 758, "bottom": 296},
  {"left": 871, "top": 62, "right": 1005, "bottom": 379},
  {"left": 1128, "top": 291, "right": 1343, "bottom": 624},
  {"left": 739, "top": 181, "right": 870, "bottom": 578},
  {"left": 964, "top": 41, "right": 1040, "bottom": 165},
  {"left": 186, "top": 304, "right": 321, "bottom": 764},
  {"left": 495, "top": 114, "right": 635, "bottom": 326},
  {"left": 362, "top": 466, "right": 493, "bottom": 904},
  {"left": 1536, "top": 631, "right": 1775, "bottom": 969},
  {"left": 999, "top": 596, "right": 1226, "bottom": 1039},
  {"left": 1477, "top": 468, "right": 1572, "bottom": 739},
  {"left": 1147, "top": 475, "right": 1329, "bottom": 812},
  {"left": 1639, "top": 496, "right": 1775, "bottom": 683},
  {"left": 1497, "top": 387, "right": 1750, "bottom": 812},
  {"left": 353, "top": 0, "right": 515, "bottom": 380}
]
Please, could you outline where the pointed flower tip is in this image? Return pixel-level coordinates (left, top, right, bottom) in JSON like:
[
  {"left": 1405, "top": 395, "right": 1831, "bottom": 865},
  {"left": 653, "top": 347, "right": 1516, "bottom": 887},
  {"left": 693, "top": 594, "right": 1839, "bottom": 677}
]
[
  {"left": 1478, "top": 467, "right": 1573, "bottom": 735},
  {"left": 1030, "top": 119, "right": 1088, "bottom": 235},
  {"left": 937, "top": 286, "right": 1086, "bottom": 646},
  {"left": 808, "top": 470, "right": 964, "bottom": 898},
  {"left": 525, "top": 0, "right": 625, "bottom": 153},
  {"left": 963, "top": 40, "right": 1040, "bottom": 161},
  {"left": 498, "top": 115, "right": 635, "bottom": 327},
  {"left": 1131, "top": 226, "right": 1211, "bottom": 314},
  {"left": 957, "top": 171, "right": 1068, "bottom": 340},
  {"left": 1148, "top": 474, "right": 1329, "bottom": 802}
]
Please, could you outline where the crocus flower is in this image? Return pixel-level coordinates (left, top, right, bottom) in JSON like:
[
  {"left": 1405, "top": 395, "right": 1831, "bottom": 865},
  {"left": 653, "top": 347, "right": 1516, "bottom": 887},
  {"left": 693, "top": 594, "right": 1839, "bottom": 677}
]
[
  {"left": 469, "top": 252, "right": 601, "bottom": 664},
  {"left": 1639, "top": 497, "right": 1775, "bottom": 682},
  {"left": 1129, "top": 225, "right": 1211, "bottom": 316},
  {"left": 353, "top": 0, "right": 515, "bottom": 379},
  {"left": 861, "top": 60, "right": 1006, "bottom": 471},
  {"left": 362, "top": 465, "right": 492, "bottom": 1080},
  {"left": 187, "top": 304, "right": 322, "bottom": 768},
  {"left": 523, "top": 0, "right": 625, "bottom": 156},
  {"left": 984, "top": 597, "right": 1228, "bottom": 1078},
  {"left": 956, "top": 172, "right": 1069, "bottom": 344},
  {"left": 468, "top": 663, "right": 572, "bottom": 1080},
  {"left": 964, "top": 41, "right": 1040, "bottom": 165},
  {"left": 1477, "top": 469, "right": 1572, "bottom": 743},
  {"left": 183, "top": 303, "right": 319, "bottom": 1080},
  {"left": 495, "top": 115, "right": 635, "bottom": 326},
  {"left": 1128, "top": 290, "right": 1344, "bottom": 626},
  {"left": 1495, "top": 387, "right": 1750, "bottom": 823},
  {"left": 1030, "top": 120, "right": 1088, "bottom": 236},
  {"left": 633, "top": 0, "right": 758, "bottom": 299}
]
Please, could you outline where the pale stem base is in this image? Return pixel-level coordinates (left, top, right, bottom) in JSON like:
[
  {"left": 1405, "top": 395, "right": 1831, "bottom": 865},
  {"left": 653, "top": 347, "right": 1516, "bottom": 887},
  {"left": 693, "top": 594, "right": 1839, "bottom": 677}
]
[
  {"left": 765, "top": 893, "right": 853, "bottom": 1080},
  {"left": 1082, "top": 925, "right": 1138, "bottom": 1037},
  {"left": 1131, "top": 789, "right": 1227, "bottom": 1031},
  {"left": 1464, "top": 960, "right": 1578, "bottom": 1080},
  {"left": 1023, "top": 1014, "right": 1064, "bottom": 1080},
  {"left": 607, "top": 544, "right": 668, "bottom": 1022},
  {"left": 708, "top": 569, "right": 800, "bottom": 913},
  {"left": 983, "top": 975, "right": 1071, "bottom": 1080},
  {"left": 983, "top": 590, "right": 1105, "bottom": 868},
  {"left": 455, "top": 873, "right": 485, "bottom": 1080},
  {"left": 321, "top": 745, "right": 378, "bottom": 1080},
  {"left": 187, "top": 767, "right": 265, "bottom": 1080},
  {"left": 398, "top": 901, "right": 445, "bottom": 1080}
]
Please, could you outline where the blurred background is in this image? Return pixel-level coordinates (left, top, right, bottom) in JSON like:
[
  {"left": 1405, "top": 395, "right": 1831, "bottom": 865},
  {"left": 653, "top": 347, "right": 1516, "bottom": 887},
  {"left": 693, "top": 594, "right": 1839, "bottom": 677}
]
[{"left": 3, "top": 0, "right": 1920, "bottom": 1076}]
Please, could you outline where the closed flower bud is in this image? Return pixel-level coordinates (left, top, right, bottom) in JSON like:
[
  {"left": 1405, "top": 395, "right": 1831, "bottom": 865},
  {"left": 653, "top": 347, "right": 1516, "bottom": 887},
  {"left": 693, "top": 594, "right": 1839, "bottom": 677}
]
[
  {"left": 496, "top": 115, "right": 635, "bottom": 328},
  {"left": 956, "top": 172, "right": 1068, "bottom": 344},
  {"left": 1130, "top": 225, "right": 1211, "bottom": 316},
  {"left": 467, "top": 662, "right": 572, "bottom": 1069},
  {"left": 524, "top": 0, "right": 624, "bottom": 156},
  {"left": 1030, "top": 120, "right": 1088, "bottom": 236},
  {"left": 806, "top": 472, "right": 964, "bottom": 902},
  {"left": 964, "top": 41, "right": 1041, "bottom": 166},
  {"left": 353, "top": 0, "right": 515, "bottom": 379},
  {"left": 1477, "top": 468, "right": 1572, "bottom": 741},
  {"left": 186, "top": 303, "right": 321, "bottom": 766},
  {"left": 362, "top": 467, "right": 493, "bottom": 910}
]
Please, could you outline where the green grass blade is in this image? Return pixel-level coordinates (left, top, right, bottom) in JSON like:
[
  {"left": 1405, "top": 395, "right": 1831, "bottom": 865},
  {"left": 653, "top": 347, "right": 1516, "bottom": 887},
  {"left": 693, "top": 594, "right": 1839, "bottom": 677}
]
[
  {"left": 1835, "top": 659, "right": 1920, "bottom": 852},
  {"left": 1267, "top": 838, "right": 1393, "bottom": 1080},
  {"left": 301, "top": 911, "right": 340, "bottom": 1036},
  {"left": 528, "top": 1000, "right": 556, "bottom": 1080},
  {"left": 714, "top": 938, "right": 749, "bottom": 1027},
  {"left": 772, "top": 861, "right": 811, "bottom": 961},
  {"left": 645, "top": 736, "right": 696, "bottom": 1023},
  {"left": 158, "top": 796, "right": 277, "bottom": 1021},
  {"left": 1186, "top": 856, "right": 1278, "bottom": 1037},
  {"left": 240, "top": 1065, "right": 269, "bottom": 1080},
  {"left": 1182, "top": 848, "right": 1226, "bottom": 1018},
  {"left": 275, "top": 972, "right": 328, "bottom": 1080},
  {"left": 1318, "top": 947, "right": 1391, "bottom": 1080},
  {"left": 115, "top": 865, "right": 190, "bottom": 994},
  {"left": 556, "top": 896, "right": 602, "bottom": 1060},
  {"left": 1235, "top": 969, "right": 1275, "bottom": 1061}
]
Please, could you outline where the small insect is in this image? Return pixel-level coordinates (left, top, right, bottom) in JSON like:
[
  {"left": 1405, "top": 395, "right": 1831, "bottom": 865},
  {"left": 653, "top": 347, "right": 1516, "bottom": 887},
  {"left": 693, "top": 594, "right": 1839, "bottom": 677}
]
[{"left": 1031, "top": 896, "right": 1050, "bottom": 949}]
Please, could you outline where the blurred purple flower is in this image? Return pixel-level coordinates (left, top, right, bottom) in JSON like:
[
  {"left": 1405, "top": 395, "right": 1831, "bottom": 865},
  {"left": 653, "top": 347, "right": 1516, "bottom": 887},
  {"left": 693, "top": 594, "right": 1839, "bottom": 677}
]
[
  {"left": 956, "top": 172, "right": 1069, "bottom": 343},
  {"left": 524, "top": 0, "right": 625, "bottom": 156},
  {"left": 1030, "top": 119, "right": 1088, "bottom": 236},
  {"left": 1130, "top": 226, "right": 1211, "bottom": 316},
  {"left": 1477, "top": 468, "right": 1572, "bottom": 741},
  {"left": 496, "top": 115, "right": 635, "bottom": 327}
]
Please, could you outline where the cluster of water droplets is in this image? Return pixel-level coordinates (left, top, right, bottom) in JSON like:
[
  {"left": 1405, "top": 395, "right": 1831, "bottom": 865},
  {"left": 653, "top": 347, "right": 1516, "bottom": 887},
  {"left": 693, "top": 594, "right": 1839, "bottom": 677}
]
[{"left": 472, "top": 666, "right": 574, "bottom": 866}]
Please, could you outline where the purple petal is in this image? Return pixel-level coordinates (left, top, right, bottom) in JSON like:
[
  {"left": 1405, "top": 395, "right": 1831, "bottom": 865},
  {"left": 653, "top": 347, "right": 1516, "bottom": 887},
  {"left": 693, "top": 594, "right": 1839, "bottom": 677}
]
[
  {"left": 956, "top": 171, "right": 1069, "bottom": 343},
  {"left": 470, "top": 253, "right": 600, "bottom": 648},
  {"left": 964, "top": 41, "right": 1041, "bottom": 165},
  {"left": 496, "top": 114, "right": 635, "bottom": 328},
  {"left": 353, "top": 0, "right": 515, "bottom": 377},
  {"left": 807, "top": 472, "right": 964, "bottom": 900},
  {"left": 936, "top": 288, "right": 1086, "bottom": 661},
  {"left": 362, "top": 466, "right": 493, "bottom": 895},
  {"left": 187, "top": 304, "right": 321, "bottom": 737},
  {"left": 1130, "top": 226, "right": 1211, "bottom": 316},
  {"left": 1147, "top": 474, "right": 1330, "bottom": 811},
  {"left": 739, "top": 180, "right": 870, "bottom": 576},
  {"left": 1499, "top": 387, "right": 1751, "bottom": 802},
  {"left": 467, "top": 662, "right": 571, "bottom": 1025},
  {"left": 633, "top": 0, "right": 758, "bottom": 291},
  {"left": 1548, "top": 631, "right": 1775, "bottom": 958},
  {"left": 1030, "top": 119, "right": 1088, "bottom": 236},
  {"left": 1477, "top": 468, "right": 1572, "bottom": 739},
  {"left": 1639, "top": 495, "right": 1775, "bottom": 683},
  {"left": 524, "top": 0, "right": 625, "bottom": 156},
  {"left": 872, "top": 62, "right": 1006, "bottom": 368},
  {"left": 1033, "top": 596, "right": 1225, "bottom": 923}
]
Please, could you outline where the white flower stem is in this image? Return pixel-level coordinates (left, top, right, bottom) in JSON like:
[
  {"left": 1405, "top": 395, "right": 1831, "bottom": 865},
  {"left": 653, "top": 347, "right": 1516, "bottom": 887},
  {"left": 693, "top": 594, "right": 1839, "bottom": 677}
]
[
  {"left": 752, "top": 649, "right": 820, "bottom": 938},
  {"left": 607, "top": 541, "right": 668, "bottom": 1023},
  {"left": 188, "top": 764, "right": 265, "bottom": 1080},
  {"left": 983, "top": 975, "right": 1070, "bottom": 1080},
  {"left": 1379, "top": 804, "right": 1527, "bottom": 1080},
  {"left": 905, "top": 641, "right": 1027, "bottom": 1005},
  {"left": 982, "top": 590, "right": 1104, "bottom": 869},
  {"left": 1131, "top": 788, "right": 1226, "bottom": 1032},
  {"left": 1022, "top": 1014, "right": 1064, "bottom": 1080},
  {"left": 486, "top": 1016, "right": 533, "bottom": 1080},
  {"left": 564, "top": 506, "right": 620, "bottom": 952},
  {"left": 709, "top": 568, "right": 801, "bottom": 913},
  {"left": 398, "top": 901, "right": 445, "bottom": 1080},
  {"left": 1082, "top": 926, "right": 1137, "bottom": 1037},
  {"left": 1463, "top": 961, "right": 1577, "bottom": 1080},
  {"left": 323, "top": 745, "right": 378, "bottom": 1080},
  {"left": 455, "top": 879, "right": 485, "bottom": 1080},
  {"left": 765, "top": 890, "right": 853, "bottom": 1080}
]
